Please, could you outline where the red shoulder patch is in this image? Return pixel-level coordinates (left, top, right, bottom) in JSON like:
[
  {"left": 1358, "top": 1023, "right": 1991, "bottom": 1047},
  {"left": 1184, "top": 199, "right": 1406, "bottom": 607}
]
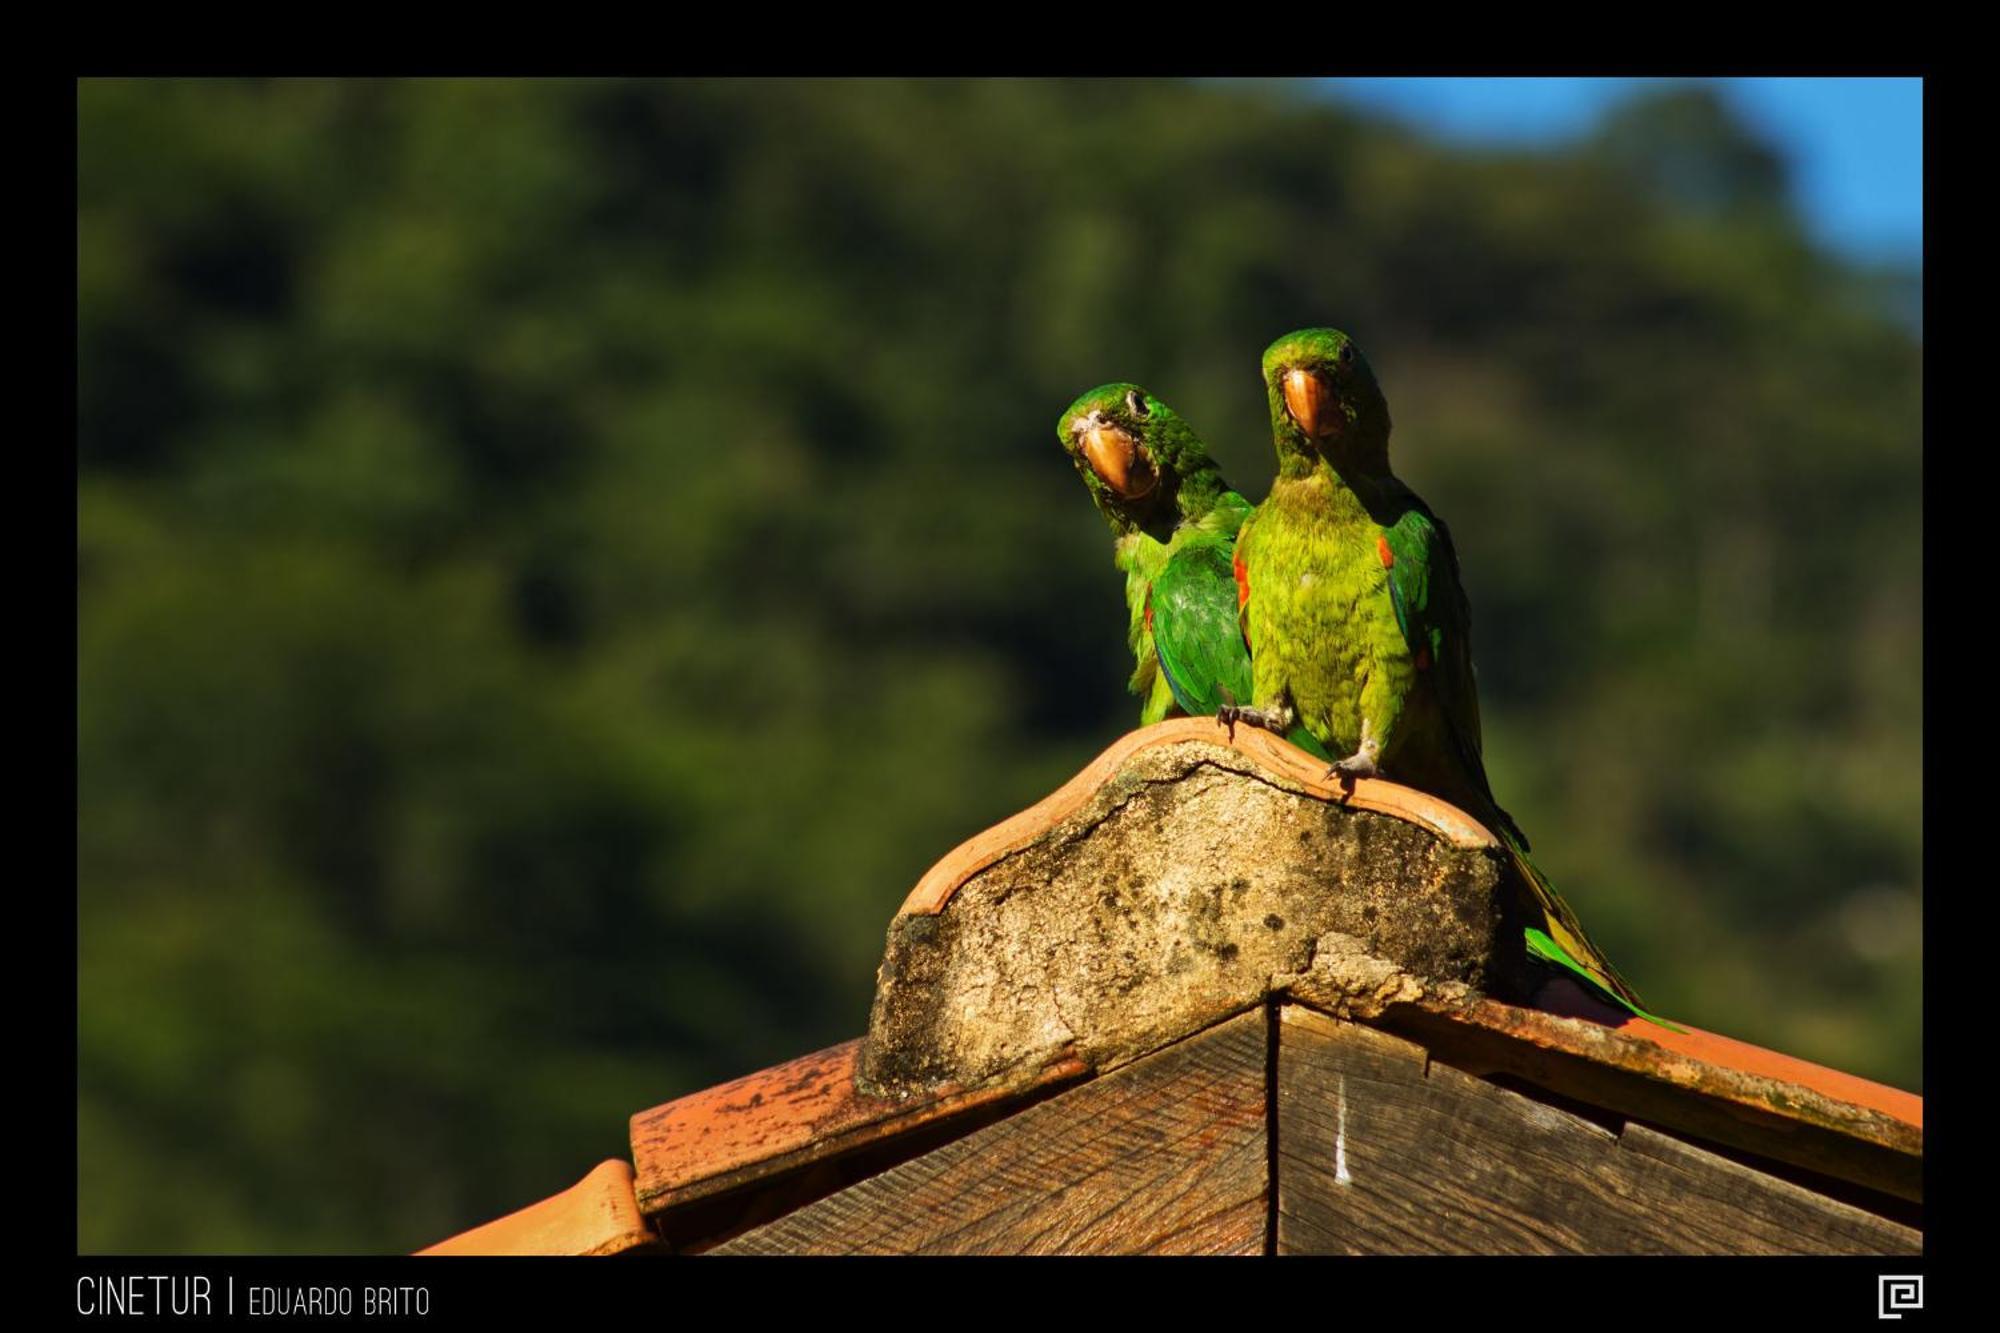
[
  {"left": 1233, "top": 545, "right": 1250, "bottom": 612},
  {"left": 1376, "top": 535, "right": 1395, "bottom": 569},
  {"left": 1144, "top": 594, "right": 1154, "bottom": 633}
]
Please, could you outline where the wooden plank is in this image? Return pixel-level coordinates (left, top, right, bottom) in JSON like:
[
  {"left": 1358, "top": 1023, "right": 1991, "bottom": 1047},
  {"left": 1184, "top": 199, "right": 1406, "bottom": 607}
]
[
  {"left": 1277, "top": 1006, "right": 1919, "bottom": 1255},
  {"left": 710, "top": 1009, "right": 1269, "bottom": 1255},
  {"left": 1132, "top": 1196, "right": 1269, "bottom": 1256},
  {"left": 416, "top": 1160, "right": 657, "bottom": 1257},
  {"left": 1374, "top": 996, "right": 1922, "bottom": 1203},
  {"left": 629, "top": 1037, "right": 1088, "bottom": 1217},
  {"left": 646, "top": 1093, "right": 1069, "bottom": 1252},
  {"left": 1613, "top": 1123, "right": 1921, "bottom": 1254}
]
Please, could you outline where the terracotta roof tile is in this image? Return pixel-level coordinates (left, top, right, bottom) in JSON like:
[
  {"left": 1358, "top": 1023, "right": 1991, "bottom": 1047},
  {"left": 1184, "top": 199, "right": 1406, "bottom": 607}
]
[{"left": 417, "top": 1159, "right": 655, "bottom": 1257}]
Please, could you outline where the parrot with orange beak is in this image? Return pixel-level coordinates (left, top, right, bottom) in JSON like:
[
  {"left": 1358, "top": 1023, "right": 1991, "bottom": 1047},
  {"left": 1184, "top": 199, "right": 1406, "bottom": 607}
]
[
  {"left": 1226, "top": 328, "right": 1674, "bottom": 1027},
  {"left": 1057, "top": 382, "right": 1327, "bottom": 757}
]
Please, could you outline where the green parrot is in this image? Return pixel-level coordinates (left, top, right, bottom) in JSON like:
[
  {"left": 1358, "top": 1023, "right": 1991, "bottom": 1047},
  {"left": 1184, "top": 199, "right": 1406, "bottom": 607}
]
[
  {"left": 1224, "top": 328, "right": 1675, "bottom": 1029},
  {"left": 1057, "top": 383, "right": 1328, "bottom": 758}
]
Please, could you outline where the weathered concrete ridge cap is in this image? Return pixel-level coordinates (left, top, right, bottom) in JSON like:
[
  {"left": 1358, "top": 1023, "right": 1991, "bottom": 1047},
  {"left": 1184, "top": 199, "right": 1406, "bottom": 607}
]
[
  {"left": 899, "top": 717, "right": 1498, "bottom": 917},
  {"left": 863, "top": 720, "right": 1527, "bottom": 1100}
]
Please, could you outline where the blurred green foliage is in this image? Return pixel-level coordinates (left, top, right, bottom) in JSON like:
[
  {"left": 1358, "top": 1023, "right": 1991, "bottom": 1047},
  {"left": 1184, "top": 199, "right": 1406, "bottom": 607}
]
[{"left": 77, "top": 79, "right": 1921, "bottom": 1253}]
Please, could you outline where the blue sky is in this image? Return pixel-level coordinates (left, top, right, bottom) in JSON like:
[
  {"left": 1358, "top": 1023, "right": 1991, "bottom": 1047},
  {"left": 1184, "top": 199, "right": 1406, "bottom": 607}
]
[{"left": 1322, "top": 78, "right": 1922, "bottom": 267}]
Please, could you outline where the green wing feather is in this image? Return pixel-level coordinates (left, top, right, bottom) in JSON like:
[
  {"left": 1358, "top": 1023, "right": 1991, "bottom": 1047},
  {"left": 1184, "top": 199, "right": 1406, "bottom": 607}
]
[
  {"left": 1382, "top": 501, "right": 1662, "bottom": 1025},
  {"left": 1382, "top": 504, "right": 1514, "bottom": 836},
  {"left": 1150, "top": 539, "right": 1254, "bottom": 719},
  {"left": 1147, "top": 491, "right": 1253, "bottom": 720}
]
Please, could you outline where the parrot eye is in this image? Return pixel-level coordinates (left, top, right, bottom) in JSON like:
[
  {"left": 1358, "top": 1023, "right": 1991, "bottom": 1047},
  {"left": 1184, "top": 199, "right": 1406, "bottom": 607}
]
[
  {"left": 1338, "top": 342, "right": 1354, "bottom": 366},
  {"left": 1125, "top": 389, "right": 1149, "bottom": 418}
]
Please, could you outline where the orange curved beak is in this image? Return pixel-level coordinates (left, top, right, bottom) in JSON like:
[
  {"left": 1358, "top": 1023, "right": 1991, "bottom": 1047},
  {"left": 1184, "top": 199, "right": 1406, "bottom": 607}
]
[
  {"left": 1082, "top": 424, "right": 1156, "bottom": 499},
  {"left": 1283, "top": 368, "right": 1337, "bottom": 440}
]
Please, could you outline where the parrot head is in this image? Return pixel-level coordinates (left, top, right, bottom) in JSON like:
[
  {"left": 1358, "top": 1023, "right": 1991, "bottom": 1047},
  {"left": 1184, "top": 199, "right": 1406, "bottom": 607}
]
[
  {"left": 1261, "top": 328, "right": 1391, "bottom": 469},
  {"left": 1057, "top": 383, "right": 1223, "bottom": 537}
]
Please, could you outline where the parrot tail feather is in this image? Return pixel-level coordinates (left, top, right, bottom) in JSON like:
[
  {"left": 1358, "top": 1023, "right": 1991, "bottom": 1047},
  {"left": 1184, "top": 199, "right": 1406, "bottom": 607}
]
[
  {"left": 1493, "top": 830, "right": 1681, "bottom": 1032},
  {"left": 1523, "top": 927, "right": 1685, "bottom": 1033}
]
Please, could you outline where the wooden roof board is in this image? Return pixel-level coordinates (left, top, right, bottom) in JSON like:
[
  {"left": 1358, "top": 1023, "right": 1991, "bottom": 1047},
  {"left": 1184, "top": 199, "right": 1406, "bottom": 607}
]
[
  {"left": 1276, "top": 1006, "right": 1918, "bottom": 1255},
  {"left": 647, "top": 1006, "right": 1918, "bottom": 1256},
  {"left": 630, "top": 984, "right": 1921, "bottom": 1236},
  {"left": 629, "top": 1035, "right": 1089, "bottom": 1219},
  {"left": 1378, "top": 986, "right": 1922, "bottom": 1203},
  {"left": 710, "top": 1009, "right": 1269, "bottom": 1255}
]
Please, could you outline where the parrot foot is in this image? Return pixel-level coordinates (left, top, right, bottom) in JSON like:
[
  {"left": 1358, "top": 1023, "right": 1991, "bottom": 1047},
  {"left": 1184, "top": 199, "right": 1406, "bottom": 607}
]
[
  {"left": 1324, "top": 739, "right": 1382, "bottom": 788},
  {"left": 1216, "top": 700, "right": 1294, "bottom": 740}
]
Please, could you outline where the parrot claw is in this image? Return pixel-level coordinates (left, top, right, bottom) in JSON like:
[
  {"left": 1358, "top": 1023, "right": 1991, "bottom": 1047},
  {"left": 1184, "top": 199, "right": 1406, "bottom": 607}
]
[
  {"left": 1215, "top": 701, "right": 1292, "bottom": 740},
  {"left": 1324, "top": 745, "right": 1381, "bottom": 787}
]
